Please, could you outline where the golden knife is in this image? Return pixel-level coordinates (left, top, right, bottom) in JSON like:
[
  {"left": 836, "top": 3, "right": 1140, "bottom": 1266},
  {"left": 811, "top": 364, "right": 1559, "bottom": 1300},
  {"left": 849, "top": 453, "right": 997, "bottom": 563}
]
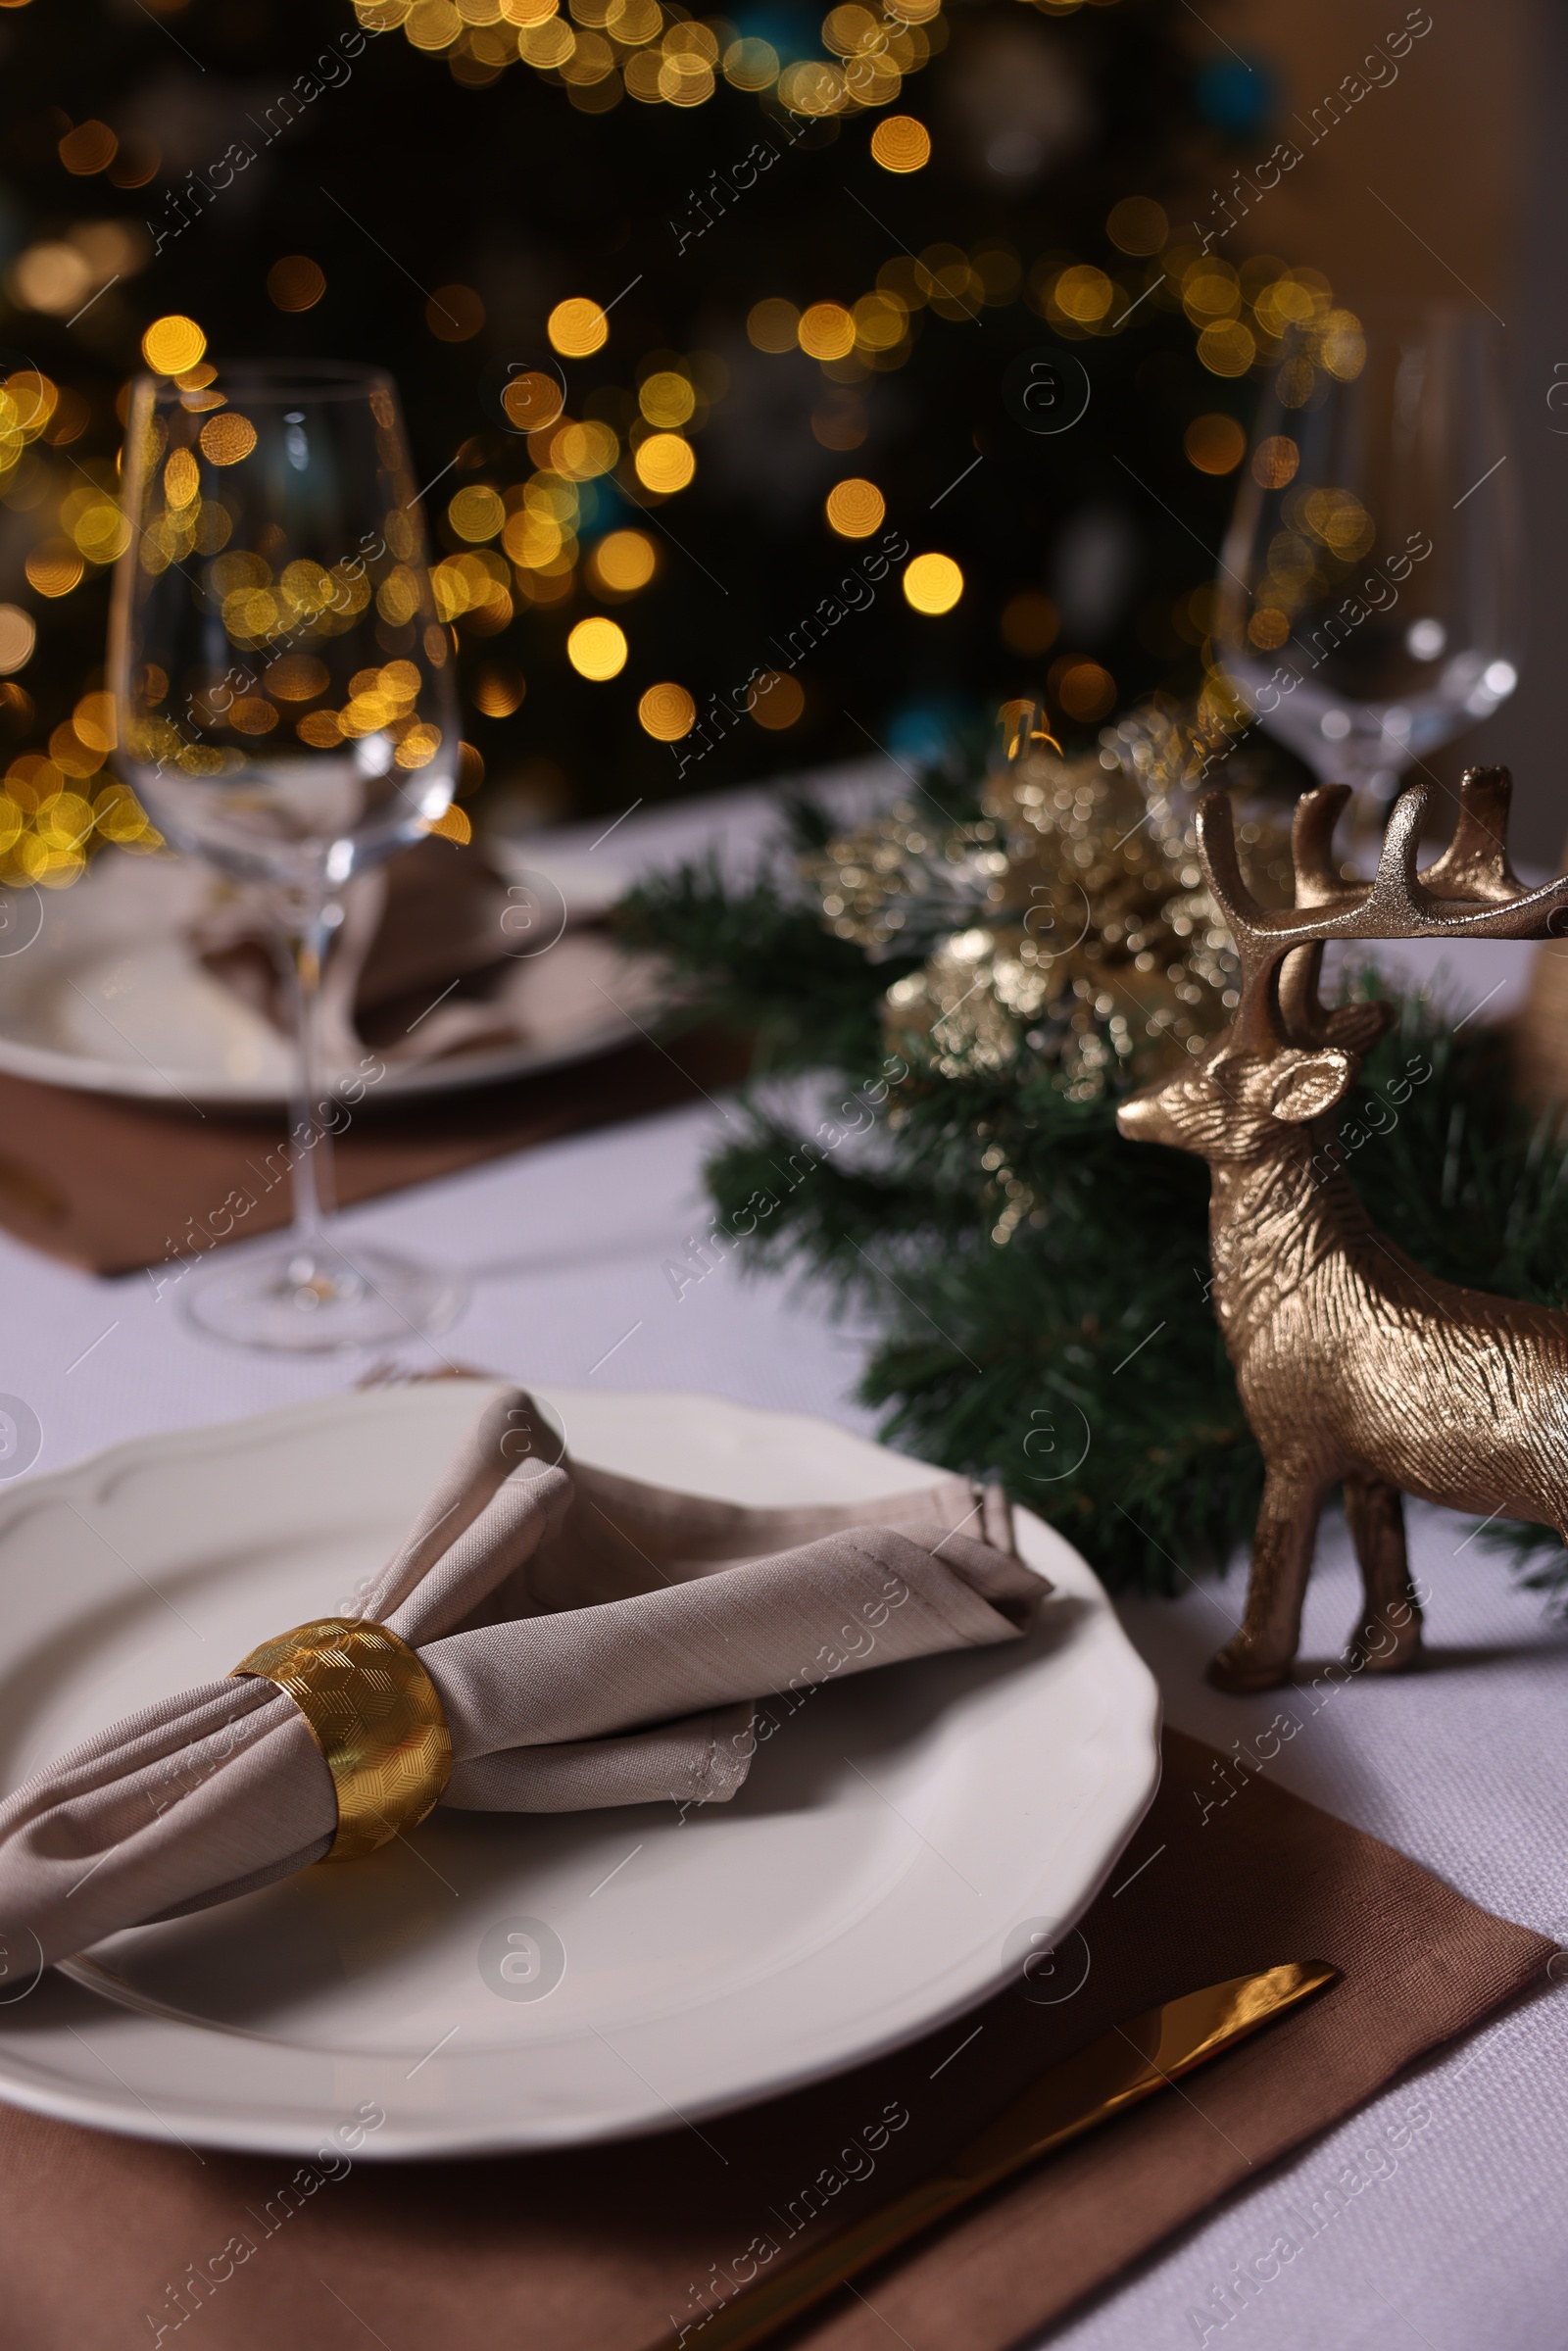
[{"left": 658, "top": 1958, "right": 1337, "bottom": 2351}]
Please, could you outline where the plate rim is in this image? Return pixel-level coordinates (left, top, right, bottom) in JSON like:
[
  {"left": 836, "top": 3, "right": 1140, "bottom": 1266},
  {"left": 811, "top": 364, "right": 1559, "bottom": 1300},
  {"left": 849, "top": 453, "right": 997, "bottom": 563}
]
[
  {"left": 0, "top": 854, "right": 642, "bottom": 1106},
  {"left": 0, "top": 1380, "right": 1162, "bottom": 2157}
]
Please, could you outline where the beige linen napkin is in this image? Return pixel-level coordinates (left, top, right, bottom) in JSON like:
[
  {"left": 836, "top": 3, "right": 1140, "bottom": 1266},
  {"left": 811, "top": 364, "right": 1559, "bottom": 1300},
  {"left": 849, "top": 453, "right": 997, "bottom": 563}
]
[
  {"left": 0, "top": 1390, "right": 1040, "bottom": 1969},
  {"left": 190, "top": 837, "right": 660, "bottom": 1069}
]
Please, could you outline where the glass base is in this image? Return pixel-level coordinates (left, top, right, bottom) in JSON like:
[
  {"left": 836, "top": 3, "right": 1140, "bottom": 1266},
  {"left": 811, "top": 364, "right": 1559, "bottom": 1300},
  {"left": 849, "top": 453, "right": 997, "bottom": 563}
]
[{"left": 180, "top": 1240, "right": 466, "bottom": 1353}]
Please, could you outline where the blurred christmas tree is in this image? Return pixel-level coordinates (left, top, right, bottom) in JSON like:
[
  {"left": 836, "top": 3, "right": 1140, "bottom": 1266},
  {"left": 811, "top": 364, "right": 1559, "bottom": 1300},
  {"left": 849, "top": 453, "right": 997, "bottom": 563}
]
[{"left": 0, "top": 0, "right": 1314, "bottom": 875}]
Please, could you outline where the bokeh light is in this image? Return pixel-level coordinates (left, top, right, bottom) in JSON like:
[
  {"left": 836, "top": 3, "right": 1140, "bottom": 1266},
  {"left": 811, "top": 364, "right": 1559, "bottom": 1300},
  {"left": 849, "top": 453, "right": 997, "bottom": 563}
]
[
  {"left": 592, "top": 529, "right": 657, "bottom": 592},
  {"left": 1106, "top": 196, "right": 1168, "bottom": 255},
  {"left": 1183, "top": 414, "right": 1246, "bottom": 475},
  {"left": 639, "top": 370, "right": 696, "bottom": 428},
  {"left": 502, "top": 371, "right": 565, "bottom": 432},
  {"left": 749, "top": 670, "right": 805, "bottom": 729},
  {"left": 0, "top": 608, "right": 35, "bottom": 674},
  {"left": 638, "top": 682, "right": 696, "bottom": 739},
  {"left": 427, "top": 283, "right": 485, "bottom": 341},
  {"left": 903, "top": 553, "right": 963, "bottom": 614},
  {"left": 566, "top": 616, "right": 628, "bottom": 678},
  {"left": 1057, "top": 661, "right": 1115, "bottom": 720},
  {"left": 633, "top": 432, "right": 695, "bottom": 493},
  {"left": 267, "top": 256, "right": 326, "bottom": 313},
  {"left": 548, "top": 297, "right": 610, "bottom": 357},
  {"left": 59, "top": 121, "right": 118, "bottom": 175},
  {"left": 747, "top": 299, "right": 800, "bottom": 354},
  {"left": 824, "top": 478, "right": 885, "bottom": 537},
  {"left": 1252, "top": 433, "right": 1301, "bottom": 489},
  {"left": 198, "top": 412, "right": 258, "bottom": 465},
  {"left": 141, "top": 315, "right": 206, "bottom": 375},
  {"left": 870, "top": 116, "right": 929, "bottom": 171},
  {"left": 24, "top": 541, "right": 84, "bottom": 598},
  {"left": 450, "top": 484, "right": 506, "bottom": 541},
  {"left": 798, "top": 302, "right": 856, "bottom": 361}
]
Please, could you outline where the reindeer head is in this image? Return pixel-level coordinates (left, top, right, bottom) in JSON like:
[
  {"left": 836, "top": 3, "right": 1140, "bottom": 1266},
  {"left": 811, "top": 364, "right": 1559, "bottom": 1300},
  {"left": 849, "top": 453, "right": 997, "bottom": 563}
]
[
  {"left": 1118, "top": 764, "right": 1550, "bottom": 1169},
  {"left": 1117, "top": 1013, "right": 1382, "bottom": 1164}
]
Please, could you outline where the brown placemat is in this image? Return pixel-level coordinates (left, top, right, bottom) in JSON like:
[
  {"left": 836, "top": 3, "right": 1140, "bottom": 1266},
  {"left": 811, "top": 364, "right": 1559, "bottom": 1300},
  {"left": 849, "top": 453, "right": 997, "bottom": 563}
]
[
  {"left": 0, "top": 1028, "right": 750, "bottom": 1278},
  {"left": 0, "top": 1730, "right": 1550, "bottom": 2350}
]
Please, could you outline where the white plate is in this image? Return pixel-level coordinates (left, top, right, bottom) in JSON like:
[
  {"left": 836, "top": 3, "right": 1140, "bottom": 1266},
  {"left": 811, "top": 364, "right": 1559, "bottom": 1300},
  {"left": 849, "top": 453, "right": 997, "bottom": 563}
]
[
  {"left": 0, "top": 1382, "right": 1159, "bottom": 2158},
  {"left": 0, "top": 852, "right": 650, "bottom": 1106}
]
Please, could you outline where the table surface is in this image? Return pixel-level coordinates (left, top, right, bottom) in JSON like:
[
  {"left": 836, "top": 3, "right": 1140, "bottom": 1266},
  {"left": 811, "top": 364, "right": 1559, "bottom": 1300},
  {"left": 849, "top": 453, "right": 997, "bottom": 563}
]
[{"left": 4, "top": 775, "right": 1564, "bottom": 2351}]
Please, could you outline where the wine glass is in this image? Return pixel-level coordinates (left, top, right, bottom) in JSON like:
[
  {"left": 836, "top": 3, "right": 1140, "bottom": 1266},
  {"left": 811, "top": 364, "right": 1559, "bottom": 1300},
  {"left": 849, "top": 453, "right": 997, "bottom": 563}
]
[
  {"left": 1213, "top": 307, "right": 1521, "bottom": 836},
  {"left": 110, "top": 360, "right": 466, "bottom": 1350}
]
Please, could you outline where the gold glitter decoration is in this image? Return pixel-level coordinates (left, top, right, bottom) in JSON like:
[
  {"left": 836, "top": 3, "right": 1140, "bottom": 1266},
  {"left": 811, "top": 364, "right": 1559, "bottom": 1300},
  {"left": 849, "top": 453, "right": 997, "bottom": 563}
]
[{"left": 808, "top": 701, "right": 1293, "bottom": 1105}]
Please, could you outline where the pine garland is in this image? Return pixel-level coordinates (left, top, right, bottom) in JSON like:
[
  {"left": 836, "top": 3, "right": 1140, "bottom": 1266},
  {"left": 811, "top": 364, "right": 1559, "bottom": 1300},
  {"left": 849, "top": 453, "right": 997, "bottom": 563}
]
[{"left": 618, "top": 776, "right": 1568, "bottom": 1604}]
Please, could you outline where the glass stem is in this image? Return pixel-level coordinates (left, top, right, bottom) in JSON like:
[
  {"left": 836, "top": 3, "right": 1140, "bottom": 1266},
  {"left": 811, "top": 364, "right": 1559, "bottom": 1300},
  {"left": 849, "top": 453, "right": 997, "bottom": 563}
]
[{"left": 281, "top": 894, "right": 340, "bottom": 1263}]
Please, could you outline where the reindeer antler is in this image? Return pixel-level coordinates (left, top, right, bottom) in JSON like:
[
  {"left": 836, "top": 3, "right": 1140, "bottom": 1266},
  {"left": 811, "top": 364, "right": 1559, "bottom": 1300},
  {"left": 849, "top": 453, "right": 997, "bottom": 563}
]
[{"left": 1202, "top": 766, "right": 1568, "bottom": 1054}]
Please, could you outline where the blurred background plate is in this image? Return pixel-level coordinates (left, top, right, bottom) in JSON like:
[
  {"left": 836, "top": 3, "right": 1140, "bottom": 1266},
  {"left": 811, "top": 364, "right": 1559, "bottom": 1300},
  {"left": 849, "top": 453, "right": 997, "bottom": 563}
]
[
  {"left": 0, "top": 851, "right": 650, "bottom": 1107},
  {"left": 0, "top": 1379, "right": 1159, "bottom": 2158}
]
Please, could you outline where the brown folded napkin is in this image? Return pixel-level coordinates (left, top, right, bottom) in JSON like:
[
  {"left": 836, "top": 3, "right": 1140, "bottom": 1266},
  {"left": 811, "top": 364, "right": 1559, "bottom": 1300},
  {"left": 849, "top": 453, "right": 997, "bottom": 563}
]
[
  {"left": 0, "top": 1728, "right": 1547, "bottom": 2351},
  {"left": 0, "top": 1389, "right": 1039, "bottom": 1969},
  {"left": 0, "top": 1023, "right": 751, "bottom": 1276},
  {"left": 190, "top": 835, "right": 660, "bottom": 1072}
]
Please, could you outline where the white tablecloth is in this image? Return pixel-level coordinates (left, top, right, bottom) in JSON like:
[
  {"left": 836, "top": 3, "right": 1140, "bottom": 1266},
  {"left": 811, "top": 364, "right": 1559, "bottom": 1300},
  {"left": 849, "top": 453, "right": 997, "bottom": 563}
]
[{"left": 4, "top": 780, "right": 1564, "bottom": 2348}]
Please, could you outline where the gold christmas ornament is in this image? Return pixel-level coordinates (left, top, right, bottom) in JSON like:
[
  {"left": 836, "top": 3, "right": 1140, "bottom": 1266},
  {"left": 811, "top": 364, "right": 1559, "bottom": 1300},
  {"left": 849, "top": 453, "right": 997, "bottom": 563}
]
[
  {"left": 808, "top": 700, "right": 1294, "bottom": 1102},
  {"left": 1118, "top": 766, "right": 1568, "bottom": 1692}
]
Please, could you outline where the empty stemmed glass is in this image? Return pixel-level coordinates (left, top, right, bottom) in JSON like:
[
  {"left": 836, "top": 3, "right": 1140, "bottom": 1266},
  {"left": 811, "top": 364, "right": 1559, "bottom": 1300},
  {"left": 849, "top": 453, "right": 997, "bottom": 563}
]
[
  {"left": 1213, "top": 306, "right": 1521, "bottom": 838},
  {"left": 110, "top": 360, "right": 465, "bottom": 1349}
]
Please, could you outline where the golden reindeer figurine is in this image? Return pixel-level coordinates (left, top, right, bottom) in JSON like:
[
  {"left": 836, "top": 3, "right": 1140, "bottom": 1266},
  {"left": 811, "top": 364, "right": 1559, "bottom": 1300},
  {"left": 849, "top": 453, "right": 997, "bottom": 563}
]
[{"left": 1118, "top": 765, "right": 1568, "bottom": 1691}]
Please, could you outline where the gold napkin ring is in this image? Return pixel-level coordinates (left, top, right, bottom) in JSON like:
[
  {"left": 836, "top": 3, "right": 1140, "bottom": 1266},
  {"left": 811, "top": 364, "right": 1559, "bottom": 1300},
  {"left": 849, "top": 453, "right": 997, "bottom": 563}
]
[{"left": 229, "top": 1617, "right": 453, "bottom": 1864}]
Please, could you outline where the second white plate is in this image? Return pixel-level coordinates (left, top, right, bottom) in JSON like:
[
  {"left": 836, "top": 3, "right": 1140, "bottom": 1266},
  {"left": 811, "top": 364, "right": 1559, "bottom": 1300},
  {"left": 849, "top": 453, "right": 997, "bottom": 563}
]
[{"left": 0, "top": 852, "right": 647, "bottom": 1105}]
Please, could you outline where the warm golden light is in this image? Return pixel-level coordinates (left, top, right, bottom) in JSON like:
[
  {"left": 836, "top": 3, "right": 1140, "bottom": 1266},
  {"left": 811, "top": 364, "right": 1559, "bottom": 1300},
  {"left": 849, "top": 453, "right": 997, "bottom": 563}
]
[
  {"left": 427, "top": 284, "right": 485, "bottom": 342},
  {"left": 1252, "top": 433, "right": 1300, "bottom": 490},
  {"left": 548, "top": 296, "right": 610, "bottom": 357},
  {"left": 473, "top": 665, "right": 526, "bottom": 717},
  {"left": 639, "top": 370, "right": 696, "bottom": 428},
  {"left": 199, "top": 412, "right": 258, "bottom": 465},
  {"left": 0, "top": 608, "right": 35, "bottom": 674},
  {"left": 1054, "top": 266, "right": 1113, "bottom": 325},
  {"left": 633, "top": 432, "right": 695, "bottom": 493},
  {"left": 267, "top": 256, "right": 326, "bottom": 312},
  {"left": 24, "top": 540, "right": 84, "bottom": 598},
  {"left": 1183, "top": 414, "right": 1246, "bottom": 476},
  {"left": 59, "top": 120, "right": 118, "bottom": 175},
  {"left": 566, "top": 615, "right": 628, "bottom": 678},
  {"left": 798, "top": 302, "right": 856, "bottom": 361},
  {"left": 638, "top": 681, "right": 696, "bottom": 739},
  {"left": 749, "top": 670, "right": 804, "bottom": 729},
  {"left": 1197, "top": 320, "right": 1255, "bottom": 377},
  {"left": 141, "top": 315, "right": 207, "bottom": 375},
  {"left": 266, "top": 655, "right": 330, "bottom": 702},
  {"left": 593, "top": 528, "right": 657, "bottom": 591},
  {"left": 723, "top": 35, "right": 778, "bottom": 88},
  {"left": 501, "top": 371, "right": 564, "bottom": 432},
  {"left": 449, "top": 484, "right": 506, "bottom": 541},
  {"left": 1057, "top": 661, "right": 1115, "bottom": 720},
  {"left": 747, "top": 298, "right": 800, "bottom": 354},
  {"left": 824, "top": 477, "right": 885, "bottom": 538},
  {"left": 903, "top": 553, "right": 962, "bottom": 614},
  {"left": 163, "top": 448, "right": 199, "bottom": 510},
  {"left": 1106, "top": 196, "right": 1168, "bottom": 255},
  {"left": 870, "top": 115, "right": 929, "bottom": 171}
]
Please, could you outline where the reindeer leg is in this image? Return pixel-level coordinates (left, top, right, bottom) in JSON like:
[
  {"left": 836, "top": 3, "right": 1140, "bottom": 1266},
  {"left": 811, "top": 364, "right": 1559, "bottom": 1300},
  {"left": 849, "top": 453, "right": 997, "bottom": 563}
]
[
  {"left": 1343, "top": 1472, "right": 1423, "bottom": 1673},
  {"left": 1208, "top": 1465, "right": 1325, "bottom": 1692}
]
